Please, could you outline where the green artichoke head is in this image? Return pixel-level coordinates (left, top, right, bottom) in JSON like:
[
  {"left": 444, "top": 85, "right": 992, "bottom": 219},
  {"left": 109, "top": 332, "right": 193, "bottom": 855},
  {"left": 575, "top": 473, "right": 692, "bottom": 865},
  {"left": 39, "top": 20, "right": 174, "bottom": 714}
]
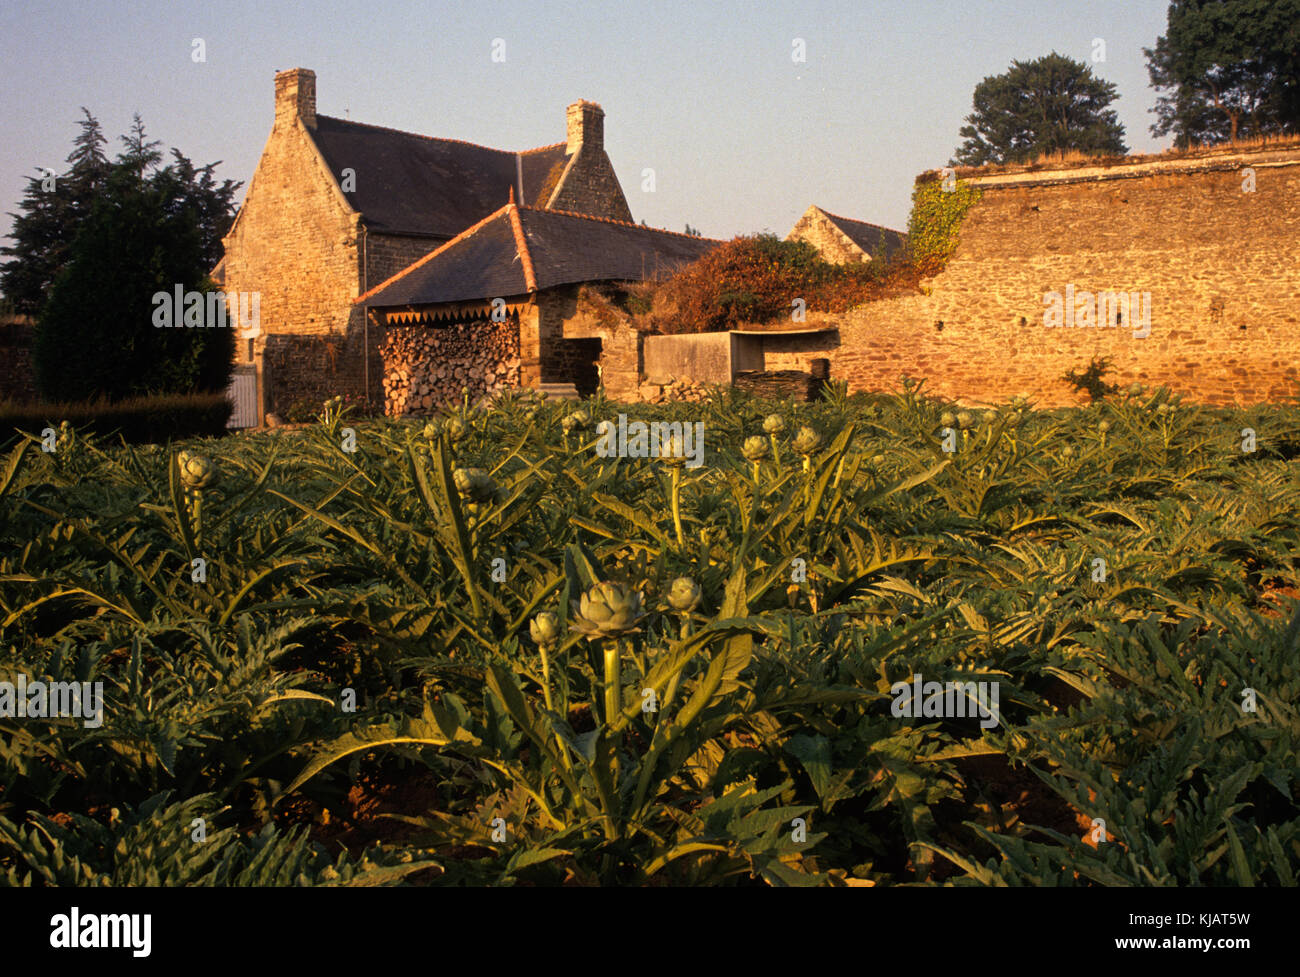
[
  {"left": 562, "top": 410, "right": 589, "bottom": 434},
  {"left": 452, "top": 467, "right": 497, "bottom": 503},
  {"left": 572, "top": 581, "right": 645, "bottom": 639},
  {"left": 658, "top": 431, "right": 688, "bottom": 467},
  {"left": 956, "top": 411, "right": 974, "bottom": 430},
  {"left": 444, "top": 416, "right": 467, "bottom": 442},
  {"left": 1098, "top": 420, "right": 1111, "bottom": 433},
  {"left": 422, "top": 420, "right": 442, "bottom": 440},
  {"left": 763, "top": 414, "right": 786, "bottom": 435},
  {"left": 792, "top": 425, "right": 823, "bottom": 455},
  {"left": 178, "top": 451, "right": 218, "bottom": 490},
  {"left": 529, "top": 611, "right": 563, "bottom": 647},
  {"left": 1128, "top": 382, "right": 1144, "bottom": 397},
  {"left": 666, "top": 576, "right": 702, "bottom": 613},
  {"left": 939, "top": 411, "right": 956, "bottom": 429},
  {"left": 741, "top": 435, "right": 770, "bottom": 462}
]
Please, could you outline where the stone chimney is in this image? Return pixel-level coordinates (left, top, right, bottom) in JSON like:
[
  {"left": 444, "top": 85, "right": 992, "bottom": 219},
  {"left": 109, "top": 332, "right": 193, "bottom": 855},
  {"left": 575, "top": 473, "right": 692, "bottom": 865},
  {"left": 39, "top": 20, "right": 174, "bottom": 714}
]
[
  {"left": 566, "top": 100, "right": 604, "bottom": 154},
  {"left": 275, "top": 68, "right": 317, "bottom": 130}
]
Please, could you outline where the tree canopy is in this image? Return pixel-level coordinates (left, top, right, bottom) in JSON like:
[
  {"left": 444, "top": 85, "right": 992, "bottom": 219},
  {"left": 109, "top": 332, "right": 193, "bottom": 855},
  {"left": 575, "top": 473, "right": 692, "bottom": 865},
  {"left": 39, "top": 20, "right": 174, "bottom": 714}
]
[
  {"left": 1145, "top": 0, "right": 1300, "bottom": 147},
  {"left": 952, "top": 52, "right": 1128, "bottom": 167},
  {"left": 11, "top": 114, "right": 242, "bottom": 401}
]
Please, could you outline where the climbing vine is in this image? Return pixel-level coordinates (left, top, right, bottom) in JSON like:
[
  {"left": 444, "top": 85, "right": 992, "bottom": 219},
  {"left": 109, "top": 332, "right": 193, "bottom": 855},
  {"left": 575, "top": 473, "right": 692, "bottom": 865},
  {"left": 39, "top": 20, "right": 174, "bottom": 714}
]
[{"left": 905, "top": 174, "right": 983, "bottom": 271}]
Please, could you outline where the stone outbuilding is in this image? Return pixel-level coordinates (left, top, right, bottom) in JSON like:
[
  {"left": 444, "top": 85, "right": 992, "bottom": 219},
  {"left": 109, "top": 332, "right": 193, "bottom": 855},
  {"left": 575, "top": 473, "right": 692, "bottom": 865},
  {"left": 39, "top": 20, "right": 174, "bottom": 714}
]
[
  {"left": 358, "top": 200, "right": 721, "bottom": 411},
  {"left": 218, "top": 67, "right": 639, "bottom": 423},
  {"left": 787, "top": 204, "right": 907, "bottom": 264}
]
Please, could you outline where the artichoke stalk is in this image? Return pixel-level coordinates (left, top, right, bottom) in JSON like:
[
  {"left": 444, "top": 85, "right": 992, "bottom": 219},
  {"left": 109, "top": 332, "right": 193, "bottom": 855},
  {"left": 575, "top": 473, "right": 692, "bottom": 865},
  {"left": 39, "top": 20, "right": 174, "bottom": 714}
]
[
  {"left": 793, "top": 425, "right": 822, "bottom": 472},
  {"left": 763, "top": 414, "right": 785, "bottom": 466},
  {"left": 177, "top": 450, "right": 217, "bottom": 544},
  {"left": 741, "top": 435, "right": 769, "bottom": 483},
  {"left": 529, "top": 611, "right": 570, "bottom": 770},
  {"left": 658, "top": 431, "right": 687, "bottom": 547}
]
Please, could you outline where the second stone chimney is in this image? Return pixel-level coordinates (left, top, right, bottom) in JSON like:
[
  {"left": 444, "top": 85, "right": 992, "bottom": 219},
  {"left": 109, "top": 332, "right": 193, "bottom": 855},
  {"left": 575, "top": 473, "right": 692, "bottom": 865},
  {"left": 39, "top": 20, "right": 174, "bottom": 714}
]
[
  {"left": 565, "top": 100, "right": 604, "bottom": 154},
  {"left": 275, "top": 68, "right": 317, "bottom": 130}
]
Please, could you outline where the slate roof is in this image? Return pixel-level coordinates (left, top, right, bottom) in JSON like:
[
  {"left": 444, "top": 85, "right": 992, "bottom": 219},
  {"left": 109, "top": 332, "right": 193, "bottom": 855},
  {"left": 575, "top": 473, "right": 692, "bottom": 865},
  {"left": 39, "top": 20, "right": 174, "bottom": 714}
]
[
  {"left": 309, "top": 115, "right": 570, "bottom": 238},
  {"left": 819, "top": 208, "right": 907, "bottom": 259},
  {"left": 358, "top": 205, "right": 722, "bottom": 308}
]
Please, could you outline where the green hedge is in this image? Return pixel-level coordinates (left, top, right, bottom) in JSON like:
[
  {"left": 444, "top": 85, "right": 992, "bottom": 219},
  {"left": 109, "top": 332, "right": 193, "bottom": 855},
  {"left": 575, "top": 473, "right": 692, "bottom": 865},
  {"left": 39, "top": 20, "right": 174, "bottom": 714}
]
[{"left": 1, "top": 391, "right": 234, "bottom": 447}]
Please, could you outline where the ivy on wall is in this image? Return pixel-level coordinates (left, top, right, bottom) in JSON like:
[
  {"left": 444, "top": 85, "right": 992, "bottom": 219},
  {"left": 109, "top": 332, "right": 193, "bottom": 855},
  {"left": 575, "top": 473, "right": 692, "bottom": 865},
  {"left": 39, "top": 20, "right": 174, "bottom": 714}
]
[{"left": 905, "top": 175, "right": 983, "bottom": 271}]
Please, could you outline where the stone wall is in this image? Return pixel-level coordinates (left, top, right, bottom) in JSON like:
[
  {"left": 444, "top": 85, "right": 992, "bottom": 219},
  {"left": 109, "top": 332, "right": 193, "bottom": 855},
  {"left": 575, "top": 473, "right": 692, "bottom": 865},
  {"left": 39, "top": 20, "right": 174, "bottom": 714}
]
[
  {"left": 769, "top": 144, "right": 1300, "bottom": 406},
  {"left": 379, "top": 319, "right": 521, "bottom": 415},
  {"left": 539, "top": 288, "right": 642, "bottom": 400}
]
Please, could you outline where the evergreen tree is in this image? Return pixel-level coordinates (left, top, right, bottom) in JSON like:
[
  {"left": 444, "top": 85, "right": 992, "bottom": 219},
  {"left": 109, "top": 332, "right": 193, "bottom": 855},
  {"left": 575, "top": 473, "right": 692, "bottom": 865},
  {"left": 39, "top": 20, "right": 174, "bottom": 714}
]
[
  {"left": 952, "top": 53, "right": 1128, "bottom": 166},
  {"left": 1, "top": 109, "right": 109, "bottom": 316},
  {"left": 32, "top": 117, "right": 238, "bottom": 401},
  {"left": 1145, "top": 0, "right": 1300, "bottom": 147}
]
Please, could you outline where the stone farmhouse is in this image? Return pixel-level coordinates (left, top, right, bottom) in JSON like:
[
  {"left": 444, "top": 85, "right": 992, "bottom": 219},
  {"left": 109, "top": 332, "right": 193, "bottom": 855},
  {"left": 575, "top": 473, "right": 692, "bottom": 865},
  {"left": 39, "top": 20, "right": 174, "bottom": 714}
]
[
  {"left": 787, "top": 205, "right": 907, "bottom": 264},
  {"left": 218, "top": 68, "right": 719, "bottom": 422}
]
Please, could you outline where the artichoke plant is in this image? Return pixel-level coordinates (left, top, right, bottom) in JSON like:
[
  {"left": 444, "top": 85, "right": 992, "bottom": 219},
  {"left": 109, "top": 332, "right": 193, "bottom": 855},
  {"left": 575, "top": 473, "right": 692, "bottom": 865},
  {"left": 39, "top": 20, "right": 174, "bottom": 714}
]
[
  {"left": 956, "top": 411, "right": 974, "bottom": 431},
  {"left": 939, "top": 411, "right": 956, "bottom": 429},
  {"left": 444, "top": 416, "right": 467, "bottom": 443},
  {"left": 562, "top": 411, "right": 589, "bottom": 434},
  {"left": 571, "top": 581, "right": 646, "bottom": 639},
  {"left": 422, "top": 420, "right": 442, "bottom": 441}
]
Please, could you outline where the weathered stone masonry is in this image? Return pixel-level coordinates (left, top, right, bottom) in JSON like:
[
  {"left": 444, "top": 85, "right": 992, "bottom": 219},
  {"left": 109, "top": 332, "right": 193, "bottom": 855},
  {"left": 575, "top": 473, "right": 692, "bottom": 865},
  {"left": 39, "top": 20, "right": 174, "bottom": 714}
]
[
  {"left": 767, "top": 145, "right": 1300, "bottom": 406},
  {"left": 219, "top": 69, "right": 637, "bottom": 421}
]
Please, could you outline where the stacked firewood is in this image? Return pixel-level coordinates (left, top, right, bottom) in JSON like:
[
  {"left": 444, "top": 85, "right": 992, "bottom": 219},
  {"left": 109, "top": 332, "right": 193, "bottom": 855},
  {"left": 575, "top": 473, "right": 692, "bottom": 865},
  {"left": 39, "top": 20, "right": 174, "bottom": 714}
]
[{"left": 380, "top": 322, "right": 520, "bottom": 415}]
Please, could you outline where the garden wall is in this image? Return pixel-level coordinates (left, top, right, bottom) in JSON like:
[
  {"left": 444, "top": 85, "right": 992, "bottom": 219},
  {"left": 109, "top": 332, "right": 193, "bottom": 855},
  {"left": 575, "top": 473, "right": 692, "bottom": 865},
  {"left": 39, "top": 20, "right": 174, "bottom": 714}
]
[{"left": 767, "top": 144, "right": 1300, "bottom": 406}]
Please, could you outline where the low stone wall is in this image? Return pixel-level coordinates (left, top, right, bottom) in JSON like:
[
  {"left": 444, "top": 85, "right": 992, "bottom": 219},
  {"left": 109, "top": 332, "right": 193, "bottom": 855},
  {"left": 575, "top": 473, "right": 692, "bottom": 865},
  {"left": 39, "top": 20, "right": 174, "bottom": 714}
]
[{"left": 380, "top": 319, "right": 520, "bottom": 415}]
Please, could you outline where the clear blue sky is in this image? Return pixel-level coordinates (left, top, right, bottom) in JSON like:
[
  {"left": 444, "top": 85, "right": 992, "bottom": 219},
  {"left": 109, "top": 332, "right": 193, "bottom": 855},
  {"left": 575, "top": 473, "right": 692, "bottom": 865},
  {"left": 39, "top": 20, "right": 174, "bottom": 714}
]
[{"left": 0, "top": 0, "right": 1171, "bottom": 245}]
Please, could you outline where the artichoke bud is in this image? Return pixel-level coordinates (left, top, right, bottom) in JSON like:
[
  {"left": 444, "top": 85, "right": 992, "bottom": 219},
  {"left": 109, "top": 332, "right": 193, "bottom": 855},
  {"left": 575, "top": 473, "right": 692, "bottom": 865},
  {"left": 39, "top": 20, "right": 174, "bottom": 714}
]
[
  {"left": 572, "top": 581, "right": 645, "bottom": 638},
  {"left": 445, "top": 416, "right": 467, "bottom": 442},
  {"left": 939, "top": 411, "right": 956, "bottom": 428},
  {"left": 530, "top": 611, "right": 562, "bottom": 647},
  {"left": 179, "top": 451, "right": 218, "bottom": 490},
  {"left": 452, "top": 467, "right": 496, "bottom": 503},
  {"left": 666, "top": 576, "right": 702, "bottom": 613},
  {"left": 741, "top": 435, "right": 770, "bottom": 462},
  {"left": 659, "top": 432, "right": 688, "bottom": 467},
  {"left": 792, "top": 426, "right": 823, "bottom": 455},
  {"left": 762, "top": 414, "right": 786, "bottom": 435},
  {"left": 562, "top": 410, "right": 589, "bottom": 434},
  {"left": 956, "top": 411, "right": 974, "bottom": 430}
]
